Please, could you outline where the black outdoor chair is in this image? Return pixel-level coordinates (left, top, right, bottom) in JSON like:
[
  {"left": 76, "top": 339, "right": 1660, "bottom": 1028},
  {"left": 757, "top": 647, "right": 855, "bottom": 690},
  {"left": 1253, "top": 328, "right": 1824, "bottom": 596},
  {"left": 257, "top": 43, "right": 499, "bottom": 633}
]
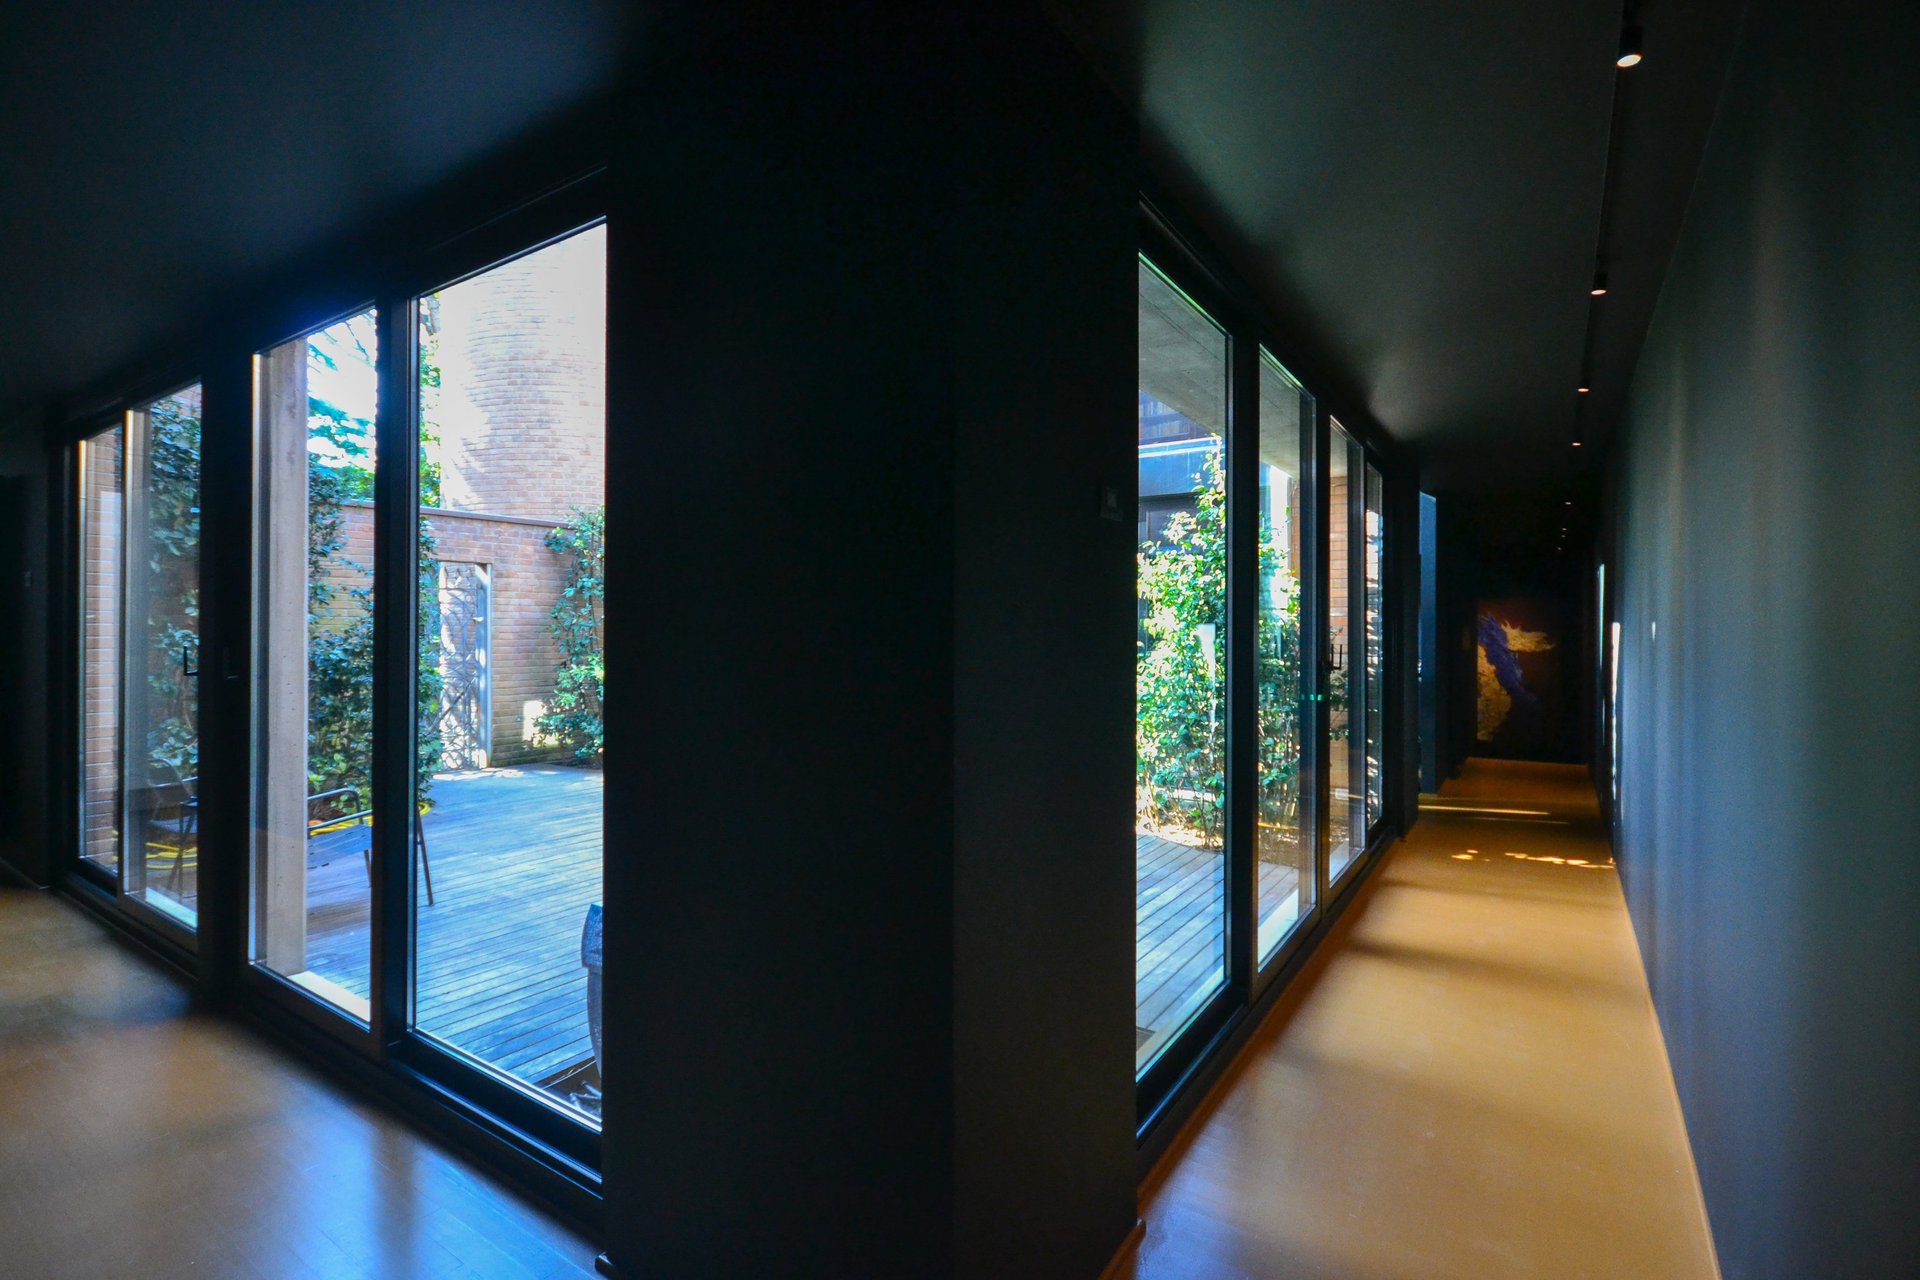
[
  {"left": 306, "top": 787, "right": 435, "bottom": 906},
  {"left": 143, "top": 767, "right": 198, "bottom": 896}
]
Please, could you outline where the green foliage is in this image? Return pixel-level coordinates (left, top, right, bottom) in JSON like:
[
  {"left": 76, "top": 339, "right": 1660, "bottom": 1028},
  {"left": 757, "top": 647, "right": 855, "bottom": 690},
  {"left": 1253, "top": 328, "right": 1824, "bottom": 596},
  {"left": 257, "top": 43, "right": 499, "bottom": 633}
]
[
  {"left": 304, "top": 463, "right": 367, "bottom": 806},
  {"left": 1136, "top": 448, "right": 1230, "bottom": 840},
  {"left": 418, "top": 294, "right": 444, "bottom": 508},
  {"left": 303, "top": 339, "right": 443, "bottom": 811},
  {"left": 142, "top": 395, "right": 202, "bottom": 777},
  {"left": 536, "top": 506, "right": 605, "bottom": 763},
  {"left": 1136, "top": 448, "right": 1343, "bottom": 857}
]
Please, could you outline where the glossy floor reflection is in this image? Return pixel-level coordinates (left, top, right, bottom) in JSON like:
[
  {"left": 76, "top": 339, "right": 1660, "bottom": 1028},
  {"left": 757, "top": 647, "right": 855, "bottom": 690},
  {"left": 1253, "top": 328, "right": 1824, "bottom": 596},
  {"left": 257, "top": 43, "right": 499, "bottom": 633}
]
[
  {"left": 0, "top": 886, "right": 599, "bottom": 1280},
  {"left": 1121, "top": 759, "right": 1719, "bottom": 1280}
]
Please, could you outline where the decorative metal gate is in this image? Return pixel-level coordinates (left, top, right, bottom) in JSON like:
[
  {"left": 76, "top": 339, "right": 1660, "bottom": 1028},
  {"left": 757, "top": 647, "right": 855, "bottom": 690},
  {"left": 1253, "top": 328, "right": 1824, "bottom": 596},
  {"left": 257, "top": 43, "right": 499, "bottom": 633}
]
[{"left": 436, "top": 562, "right": 491, "bottom": 770}]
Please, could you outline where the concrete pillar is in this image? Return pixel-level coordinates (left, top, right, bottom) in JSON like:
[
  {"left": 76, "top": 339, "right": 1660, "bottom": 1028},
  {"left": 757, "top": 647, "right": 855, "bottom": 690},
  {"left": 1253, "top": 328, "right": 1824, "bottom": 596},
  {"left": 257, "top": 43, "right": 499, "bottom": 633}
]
[
  {"left": 120, "top": 409, "right": 153, "bottom": 897},
  {"left": 254, "top": 343, "right": 309, "bottom": 973}
]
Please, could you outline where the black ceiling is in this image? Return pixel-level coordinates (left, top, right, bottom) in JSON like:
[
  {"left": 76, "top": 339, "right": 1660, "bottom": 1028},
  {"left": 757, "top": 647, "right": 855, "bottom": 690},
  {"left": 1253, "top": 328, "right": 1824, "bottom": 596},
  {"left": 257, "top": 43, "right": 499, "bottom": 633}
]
[
  {"left": 1055, "top": 0, "right": 1741, "bottom": 494},
  {"left": 0, "top": 0, "right": 632, "bottom": 428},
  {"left": 2, "top": 0, "right": 1738, "bottom": 489}
]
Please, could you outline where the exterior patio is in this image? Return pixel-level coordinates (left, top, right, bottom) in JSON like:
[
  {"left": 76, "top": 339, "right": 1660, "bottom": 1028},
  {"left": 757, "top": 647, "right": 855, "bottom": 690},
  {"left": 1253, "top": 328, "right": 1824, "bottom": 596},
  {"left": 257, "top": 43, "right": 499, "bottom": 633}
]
[
  {"left": 294, "top": 774, "right": 1282, "bottom": 1087},
  {"left": 1135, "top": 833, "right": 1302, "bottom": 1065},
  {"left": 303, "top": 764, "right": 603, "bottom": 1089}
]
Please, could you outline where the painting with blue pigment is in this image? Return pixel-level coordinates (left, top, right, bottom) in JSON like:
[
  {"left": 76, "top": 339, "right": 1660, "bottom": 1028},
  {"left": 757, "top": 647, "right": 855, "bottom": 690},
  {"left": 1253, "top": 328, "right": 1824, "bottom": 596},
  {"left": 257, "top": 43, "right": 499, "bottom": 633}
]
[{"left": 1475, "top": 598, "right": 1568, "bottom": 758}]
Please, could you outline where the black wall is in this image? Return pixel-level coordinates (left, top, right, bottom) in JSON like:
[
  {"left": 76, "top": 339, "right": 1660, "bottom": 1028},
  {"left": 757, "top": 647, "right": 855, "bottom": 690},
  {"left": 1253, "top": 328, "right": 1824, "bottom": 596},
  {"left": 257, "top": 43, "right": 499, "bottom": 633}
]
[
  {"left": 950, "top": 23, "right": 1142, "bottom": 1280},
  {"left": 603, "top": 9, "right": 1139, "bottom": 1276},
  {"left": 0, "top": 452, "right": 51, "bottom": 885},
  {"left": 1610, "top": 2, "right": 1920, "bottom": 1275}
]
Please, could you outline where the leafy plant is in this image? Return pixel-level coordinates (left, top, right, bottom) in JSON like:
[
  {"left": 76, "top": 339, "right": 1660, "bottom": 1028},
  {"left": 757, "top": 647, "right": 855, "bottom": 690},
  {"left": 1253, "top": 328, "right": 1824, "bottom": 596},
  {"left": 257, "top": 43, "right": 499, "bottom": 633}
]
[
  {"left": 303, "top": 336, "right": 443, "bottom": 813},
  {"left": 142, "top": 394, "right": 202, "bottom": 777},
  {"left": 1136, "top": 447, "right": 1342, "bottom": 858},
  {"left": 1136, "top": 447, "right": 1230, "bottom": 841},
  {"left": 536, "top": 506, "right": 605, "bottom": 763}
]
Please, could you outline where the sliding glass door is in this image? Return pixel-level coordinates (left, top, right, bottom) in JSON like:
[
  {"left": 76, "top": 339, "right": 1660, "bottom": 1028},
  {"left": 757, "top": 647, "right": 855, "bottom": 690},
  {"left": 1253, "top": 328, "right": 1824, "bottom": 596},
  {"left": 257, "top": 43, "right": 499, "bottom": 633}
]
[
  {"left": 410, "top": 225, "right": 607, "bottom": 1122},
  {"left": 1364, "top": 462, "right": 1386, "bottom": 831},
  {"left": 1327, "top": 422, "right": 1369, "bottom": 883},
  {"left": 240, "top": 216, "right": 607, "bottom": 1148},
  {"left": 1256, "top": 353, "right": 1313, "bottom": 964},
  {"left": 1134, "top": 230, "right": 1397, "bottom": 1116},
  {"left": 76, "top": 386, "right": 204, "bottom": 934},
  {"left": 250, "top": 311, "right": 381, "bottom": 1021},
  {"left": 1134, "top": 256, "right": 1231, "bottom": 1075}
]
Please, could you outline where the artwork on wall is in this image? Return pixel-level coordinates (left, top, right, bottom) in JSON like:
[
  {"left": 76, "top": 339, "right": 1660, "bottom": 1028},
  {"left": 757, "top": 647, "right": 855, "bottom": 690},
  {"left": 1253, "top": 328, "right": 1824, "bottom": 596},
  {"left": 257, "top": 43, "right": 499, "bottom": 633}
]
[{"left": 1476, "top": 597, "right": 1570, "bottom": 759}]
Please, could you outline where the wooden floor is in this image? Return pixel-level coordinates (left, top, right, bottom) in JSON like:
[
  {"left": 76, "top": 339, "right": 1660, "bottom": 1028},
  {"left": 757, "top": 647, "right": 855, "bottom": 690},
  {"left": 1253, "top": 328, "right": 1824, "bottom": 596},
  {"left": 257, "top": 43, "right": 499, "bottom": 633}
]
[
  {"left": 303, "top": 765, "right": 602, "bottom": 1088},
  {"left": 1119, "top": 760, "right": 1720, "bottom": 1280},
  {"left": 1136, "top": 833, "right": 1301, "bottom": 1068},
  {"left": 0, "top": 885, "right": 600, "bottom": 1280}
]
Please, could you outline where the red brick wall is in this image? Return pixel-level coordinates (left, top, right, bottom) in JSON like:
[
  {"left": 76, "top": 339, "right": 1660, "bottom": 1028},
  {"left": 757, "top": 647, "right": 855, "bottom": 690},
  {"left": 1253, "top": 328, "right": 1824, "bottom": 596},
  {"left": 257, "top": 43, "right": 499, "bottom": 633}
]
[
  {"left": 324, "top": 503, "right": 575, "bottom": 768},
  {"left": 433, "top": 227, "right": 606, "bottom": 523}
]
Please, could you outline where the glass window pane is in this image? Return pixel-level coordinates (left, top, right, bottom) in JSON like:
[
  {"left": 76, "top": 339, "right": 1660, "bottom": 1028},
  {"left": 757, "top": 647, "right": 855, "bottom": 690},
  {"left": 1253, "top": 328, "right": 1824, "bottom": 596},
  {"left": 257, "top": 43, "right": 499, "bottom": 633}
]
[
  {"left": 413, "top": 226, "right": 606, "bottom": 1122},
  {"left": 1136, "top": 258, "right": 1229, "bottom": 1074},
  {"left": 1364, "top": 462, "right": 1385, "bottom": 828},
  {"left": 1256, "top": 353, "right": 1311, "bottom": 962},
  {"left": 251, "top": 309, "right": 381, "bottom": 1022},
  {"left": 79, "top": 426, "right": 125, "bottom": 878},
  {"left": 124, "top": 386, "right": 203, "bottom": 926},
  {"left": 1327, "top": 422, "right": 1358, "bottom": 881}
]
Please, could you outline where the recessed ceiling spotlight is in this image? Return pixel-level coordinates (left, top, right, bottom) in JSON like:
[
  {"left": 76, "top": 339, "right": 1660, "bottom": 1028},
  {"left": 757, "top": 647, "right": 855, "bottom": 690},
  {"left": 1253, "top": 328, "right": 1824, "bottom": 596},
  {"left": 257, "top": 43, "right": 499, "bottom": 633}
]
[
  {"left": 1572, "top": 439, "right": 1584, "bottom": 448},
  {"left": 1617, "top": 25, "right": 1645, "bottom": 68},
  {"left": 1591, "top": 270, "right": 1610, "bottom": 297},
  {"left": 1578, "top": 385, "right": 1591, "bottom": 394}
]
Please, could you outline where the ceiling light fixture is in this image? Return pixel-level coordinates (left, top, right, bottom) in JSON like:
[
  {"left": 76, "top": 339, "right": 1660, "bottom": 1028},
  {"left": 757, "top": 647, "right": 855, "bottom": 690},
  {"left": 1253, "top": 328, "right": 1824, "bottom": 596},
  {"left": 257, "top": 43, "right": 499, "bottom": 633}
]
[
  {"left": 1578, "top": 385, "right": 1591, "bottom": 394},
  {"left": 1617, "top": 25, "right": 1645, "bottom": 68},
  {"left": 1591, "top": 270, "right": 1610, "bottom": 297}
]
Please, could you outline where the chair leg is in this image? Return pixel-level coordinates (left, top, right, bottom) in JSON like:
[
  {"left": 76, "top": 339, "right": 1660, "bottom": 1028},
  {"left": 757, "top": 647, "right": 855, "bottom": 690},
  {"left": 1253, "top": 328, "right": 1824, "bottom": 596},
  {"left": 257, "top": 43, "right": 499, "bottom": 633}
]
[
  {"left": 416, "top": 810, "right": 434, "bottom": 907},
  {"left": 167, "top": 817, "right": 186, "bottom": 893}
]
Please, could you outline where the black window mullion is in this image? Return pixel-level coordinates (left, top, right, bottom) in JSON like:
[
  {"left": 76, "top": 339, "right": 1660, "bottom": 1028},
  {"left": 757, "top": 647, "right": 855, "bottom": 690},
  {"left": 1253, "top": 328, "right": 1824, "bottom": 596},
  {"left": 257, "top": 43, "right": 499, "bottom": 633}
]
[
  {"left": 372, "top": 297, "right": 420, "bottom": 1050},
  {"left": 1225, "top": 333, "right": 1258, "bottom": 998},
  {"left": 196, "top": 358, "right": 255, "bottom": 991}
]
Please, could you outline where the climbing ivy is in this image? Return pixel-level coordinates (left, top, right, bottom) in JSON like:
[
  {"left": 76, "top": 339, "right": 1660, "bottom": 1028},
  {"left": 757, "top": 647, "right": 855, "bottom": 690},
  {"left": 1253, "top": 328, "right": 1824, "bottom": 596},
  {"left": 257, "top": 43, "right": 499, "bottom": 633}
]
[
  {"left": 303, "top": 322, "right": 443, "bottom": 813},
  {"left": 1135, "top": 447, "right": 1344, "bottom": 855},
  {"left": 142, "top": 393, "right": 202, "bottom": 778},
  {"left": 537, "top": 506, "right": 605, "bottom": 763}
]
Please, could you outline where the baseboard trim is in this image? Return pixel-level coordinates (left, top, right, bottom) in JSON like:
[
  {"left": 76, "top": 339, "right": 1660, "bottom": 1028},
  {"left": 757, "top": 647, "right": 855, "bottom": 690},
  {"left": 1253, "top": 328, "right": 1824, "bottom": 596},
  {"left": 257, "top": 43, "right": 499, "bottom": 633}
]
[
  {"left": 0, "top": 854, "right": 37, "bottom": 889},
  {"left": 1098, "top": 1217, "right": 1146, "bottom": 1279}
]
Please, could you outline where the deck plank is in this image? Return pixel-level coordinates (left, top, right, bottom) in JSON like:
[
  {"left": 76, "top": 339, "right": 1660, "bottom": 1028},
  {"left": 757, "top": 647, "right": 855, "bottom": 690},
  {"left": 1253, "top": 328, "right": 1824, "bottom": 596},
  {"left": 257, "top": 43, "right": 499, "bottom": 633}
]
[
  {"left": 302, "top": 787, "right": 1282, "bottom": 1089},
  {"left": 303, "top": 765, "right": 603, "bottom": 1088}
]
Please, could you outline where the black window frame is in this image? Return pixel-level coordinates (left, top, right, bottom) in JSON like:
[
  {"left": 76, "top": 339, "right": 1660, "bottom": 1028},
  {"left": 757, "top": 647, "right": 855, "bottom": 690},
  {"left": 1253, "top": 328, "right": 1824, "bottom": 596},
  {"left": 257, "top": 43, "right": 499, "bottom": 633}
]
[
  {"left": 46, "top": 170, "right": 611, "bottom": 1229},
  {"left": 56, "top": 380, "right": 211, "bottom": 961},
  {"left": 1135, "top": 198, "right": 1407, "bottom": 1141}
]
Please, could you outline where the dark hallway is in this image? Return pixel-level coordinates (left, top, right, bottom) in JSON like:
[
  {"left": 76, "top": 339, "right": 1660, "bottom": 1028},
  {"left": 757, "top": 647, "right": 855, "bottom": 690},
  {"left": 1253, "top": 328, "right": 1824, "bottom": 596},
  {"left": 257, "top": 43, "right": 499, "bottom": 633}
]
[{"left": 1, "top": 2, "right": 1915, "bottom": 1278}]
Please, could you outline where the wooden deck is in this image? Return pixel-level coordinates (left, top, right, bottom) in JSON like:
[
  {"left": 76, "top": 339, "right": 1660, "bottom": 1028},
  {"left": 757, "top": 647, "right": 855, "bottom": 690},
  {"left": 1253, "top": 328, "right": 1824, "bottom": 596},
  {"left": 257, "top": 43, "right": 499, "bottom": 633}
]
[
  {"left": 304, "top": 765, "right": 603, "bottom": 1089},
  {"left": 1136, "top": 832, "right": 1300, "bottom": 1068},
  {"left": 299, "top": 785, "right": 1289, "bottom": 1085}
]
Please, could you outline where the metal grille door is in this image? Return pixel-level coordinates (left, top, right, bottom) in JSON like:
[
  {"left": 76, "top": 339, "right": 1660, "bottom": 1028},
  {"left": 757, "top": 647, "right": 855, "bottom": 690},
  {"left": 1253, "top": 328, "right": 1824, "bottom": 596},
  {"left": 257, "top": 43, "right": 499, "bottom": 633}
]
[{"left": 436, "top": 562, "right": 491, "bottom": 769}]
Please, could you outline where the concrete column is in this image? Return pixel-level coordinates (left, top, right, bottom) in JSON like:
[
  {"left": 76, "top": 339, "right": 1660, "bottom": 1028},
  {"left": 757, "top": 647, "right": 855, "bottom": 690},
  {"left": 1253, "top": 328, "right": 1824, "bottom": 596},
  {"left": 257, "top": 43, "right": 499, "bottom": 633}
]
[
  {"left": 120, "top": 409, "right": 153, "bottom": 896},
  {"left": 254, "top": 343, "right": 309, "bottom": 973}
]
